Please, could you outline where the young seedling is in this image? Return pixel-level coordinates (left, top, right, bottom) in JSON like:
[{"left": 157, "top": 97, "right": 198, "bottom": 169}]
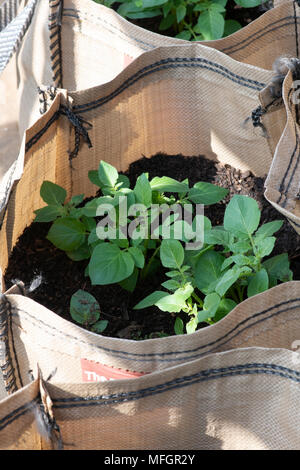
[{"left": 70, "top": 290, "right": 108, "bottom": 333}]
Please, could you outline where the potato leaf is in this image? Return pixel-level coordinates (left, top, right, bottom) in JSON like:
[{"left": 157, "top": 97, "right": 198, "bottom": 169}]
[
  {"left": 70, "top": 290, "right": 100, "bottom": 326},
  {"left": 188, "top": 182, "right": 228, "bottom": 205},
  {"left": 160, "top": 239, "right": 185, "bottom": 269},
  {"left": 46, "top": 217, "right": 86, "bottom": 251},
  {"left": 88, "top": 243, "right": 134, "bottom": 285},
  {"left": 224, "top": 195, "right": 260, "bottom": 236},
  {"left": 247, "top": 269, "right": 269, "bottom": 297},
  {"left": 98, "top": 160, "right": 119, "bottom": 187},
  {"left": 40, "top": 181, "right": 66, "bottom": 206}
]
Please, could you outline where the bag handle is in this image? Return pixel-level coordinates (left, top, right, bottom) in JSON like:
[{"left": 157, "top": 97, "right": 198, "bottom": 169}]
[
  {"left": 48, "top": 0, "right": 63, "bottom": 88},
  {"left": 0, "top": 0, "right": 20, "bottom": 32}
]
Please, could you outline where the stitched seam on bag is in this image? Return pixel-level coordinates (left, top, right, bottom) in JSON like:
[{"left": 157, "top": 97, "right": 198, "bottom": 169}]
[
  {"left": 62, "top": 9, "right": 153, "bottom": 50},
  {"left": 232, "top": 311, "right": 300, "bottom": 347},
  {"left": 25, "top": 110, "right": 60, "bottom": 153},
  {"left": 24, "top": 59, "right": 266, "bottom": 153},
  {"left": 8, "top": 315, "right": 23, "bottom": 389},
  {"left": 10, "top": 298, "right": 300, "bottom": 361},
  {"left": 8, "top": 310, "right": 299, "bottom": 368},
  {"left": 50, "top": 363, "right": 300, "bottom": 405},
  {"left": 276, "top": 83, "right": 300, "bottom": 207},
  {"left": 0, "top": 398, "right": 39, "bottom": 431},
  {"left": 192, "top": 307, "right": 300, "bottom": 358},
  {"left": 0, "top": 363, "right": 299, "bottom": 429},
  {"left": 221, "top": 19, "right": 300, "bottom": 55},
  {"left": 276, "top": 121, "right": 299, "bottom": 206},
  {"left": 71, "top": 58, "right": 266, "bottom": 115},
  {"left": 51, "top": 370, "right": 300, "bottom": 408},
  {"left": 294, "top": 0, "right": 299, "bottom": 57},
  {"left": 281, "top": 132, "right": 300, "bottom": 207}
]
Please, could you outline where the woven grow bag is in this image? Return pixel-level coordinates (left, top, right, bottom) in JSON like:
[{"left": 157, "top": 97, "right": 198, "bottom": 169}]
[
  {"left": 0, "top": 0, "right": 298, "bottom": 193},
  {"left": 1, "top": 37, "right": 300, "bottom": 448},
  {"left": 2, "top": 0, "right": 298, "bottom": 145},
  {"left": 1, "top": 347, "right": 300, "bottom": 450},
  {"left": 1, "top": 0, "right": 300, "bottom": 451}
]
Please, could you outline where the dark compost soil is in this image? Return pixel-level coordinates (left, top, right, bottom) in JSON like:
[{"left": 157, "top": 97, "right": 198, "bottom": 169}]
[{"left": 4, "top": 153, "right": 300, "bottom": 339}]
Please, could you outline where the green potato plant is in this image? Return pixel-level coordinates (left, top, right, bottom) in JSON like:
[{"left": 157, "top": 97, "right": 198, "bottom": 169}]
[
  {"left": 93, "top": 0, "right": 267, "bottom": 41},
  {"left": 34, "top": 160, "right": 292, "bottom": 335},
  {"left": 34, "top": 160, "right": 228, "bottom": 330},
  {"left": 135, "top": 194, "right": 293, "bottom": 334}
]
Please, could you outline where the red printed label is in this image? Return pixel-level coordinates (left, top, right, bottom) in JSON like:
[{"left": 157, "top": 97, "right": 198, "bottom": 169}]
[{"left": 81, "top": 358, "right": 145, "bottom": 382}]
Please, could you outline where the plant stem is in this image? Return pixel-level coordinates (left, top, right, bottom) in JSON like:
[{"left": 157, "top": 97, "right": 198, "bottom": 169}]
[
  {"left": 228, "top": 286, "right": 239, "bottom": 304},
  {"left": 183, "top": 20, "right": 197, "bottom": 39},
  {"left": 191, "top": 291, "right": 203, "bottom": 308},
  {"left": 249, "top": 234, "right": 262, "bottom": 271},
  {"left": 236, "top": 283, "right": 244, "bottom": 303},
  {"left": 140, "top": 244, "right": 160, "bottom": 280}
]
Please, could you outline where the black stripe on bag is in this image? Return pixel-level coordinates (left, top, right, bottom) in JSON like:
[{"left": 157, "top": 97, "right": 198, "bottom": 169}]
[
  {"left": 1, "top": 362, "right": 299, "bottom": 431},
  {"left": 0, "top": 398, "right": 39, "bottom": 431},
  {"left": 24, "top": 58, "right": 265, "bottom": 153},
  {"left": 62, "top": 7, "right": 299, "bottom": 57},
  {"left": 294, "top": 0, "right": 300, "bottom": 58},
  {"left": 48, "top": 0, "right": 63, "bottom": 88},
  {"left": 51, "top": 363, "right": 300, "bottom": 408},
  {"left": 277, "top": 127, "right": 300, "bottom": 207},
  {"left": 221, "top": 16, "right": 300, "bottom": 56},
  {"left": 12, "top": 297, "right": 300, "bottom": 362}
]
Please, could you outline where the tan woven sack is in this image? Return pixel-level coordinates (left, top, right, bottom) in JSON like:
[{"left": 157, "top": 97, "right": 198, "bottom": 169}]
[
  {"left": 0, "top": 17, "right": 298, "bottom": 374},
  {"left": 8, "top": 0, "right": 300, "bottom": 142},
  {"left": 2, "top": 0, "right": 300, "bottom": 229},
  {"left": 1, "top": 348, "right": 300, "bottom": 450}
]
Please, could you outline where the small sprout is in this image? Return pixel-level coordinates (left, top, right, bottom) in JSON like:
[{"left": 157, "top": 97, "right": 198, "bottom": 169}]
[{"left": 70, "top": 290, "right": 107, "bottom": 333}]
